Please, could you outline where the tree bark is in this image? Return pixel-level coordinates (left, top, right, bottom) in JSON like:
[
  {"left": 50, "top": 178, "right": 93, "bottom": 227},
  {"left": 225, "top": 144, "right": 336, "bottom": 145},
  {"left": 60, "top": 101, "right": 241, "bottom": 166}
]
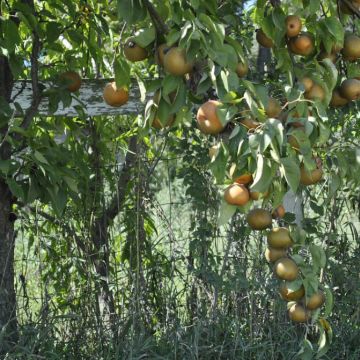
[
  {"left": 0, "top": 51, "right": 17, "bottom": 356},
  {"left": 0, "top": 181, "right": 17, "bottom": 355}
]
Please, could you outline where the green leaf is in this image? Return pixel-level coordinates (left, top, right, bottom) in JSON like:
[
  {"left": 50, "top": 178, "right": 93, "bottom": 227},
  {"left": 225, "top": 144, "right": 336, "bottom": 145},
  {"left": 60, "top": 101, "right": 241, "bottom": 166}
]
[
  {"left": 7, "top": 179, "right": 25, "bottom": 200},
  {"left": 209, "top": 142, "right": 228, "bottom": 184},
  {"left": 34, "top": 151, "right": 49, "bottom": 165},
  {"left": 218, "top": 198, "right": 237, "bottom": 227},
  {"left": 296, "top": 338, "right": 314, "bottom": 360},
  {"left": 133, "top": 27, "right": 156, "bottom": 47},
  {"left": 3, "top": 19, "right": 21, "bottom": 53},
  {"left": 280, "top": 157, "right": 300, "bottom": 193},
  {"left": 309, "top": 244, "right": 326, "bottom": 270},
  {"left": 216, "top": 104, "right": 237, "bottom": 127},
  {"left": 0, "top": 96, "right": 13, "bottom": 117},
  {"left": 114, "top": 58, "right": 131, "bottom": 88},
  {"left": 117, "top": 0, "right": 146, "bottom": 24},
  {"left": 250, "top": 155, "right": 274, "bottom": 192},
  {"left": 46, "top": 22, "right": 62, "bottom": 43}
]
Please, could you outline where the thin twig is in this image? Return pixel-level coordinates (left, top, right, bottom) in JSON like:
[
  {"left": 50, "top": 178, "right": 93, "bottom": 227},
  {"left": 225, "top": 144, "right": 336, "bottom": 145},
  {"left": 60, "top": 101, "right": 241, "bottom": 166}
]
[
  {"left": 27, "top": 206, "right": 88, "bottom": 254},
  {"left": 18, "top": 1, "right": 42, "bottom": 134},
  {"left": 100, "top": 136, "right": 138, "bottom": 226}
]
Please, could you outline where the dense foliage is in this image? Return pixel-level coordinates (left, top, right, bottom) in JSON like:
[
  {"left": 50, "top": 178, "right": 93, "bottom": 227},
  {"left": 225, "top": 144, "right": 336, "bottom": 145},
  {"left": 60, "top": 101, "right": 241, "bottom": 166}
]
[{"left": 0, "top": 0, "right": 359, "bottom": 359}]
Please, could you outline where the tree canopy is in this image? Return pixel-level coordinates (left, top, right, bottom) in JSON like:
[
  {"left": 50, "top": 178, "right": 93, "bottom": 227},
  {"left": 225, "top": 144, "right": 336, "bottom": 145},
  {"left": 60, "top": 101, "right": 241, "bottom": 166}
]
[{"left": 0, "top": 0, "right": 359, "bottom": 359}]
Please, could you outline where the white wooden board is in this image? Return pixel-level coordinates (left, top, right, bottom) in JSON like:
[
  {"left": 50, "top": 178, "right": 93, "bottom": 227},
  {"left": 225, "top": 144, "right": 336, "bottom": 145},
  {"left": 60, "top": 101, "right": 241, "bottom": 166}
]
[{"left": 10, "top": 79, "right": 146, "bottom": 117}]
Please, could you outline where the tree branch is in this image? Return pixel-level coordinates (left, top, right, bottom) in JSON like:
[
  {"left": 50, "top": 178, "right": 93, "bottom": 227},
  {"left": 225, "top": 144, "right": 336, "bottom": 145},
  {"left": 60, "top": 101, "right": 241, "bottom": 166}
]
[
  {"left": 101, "top": 136, "right": 138, "bottom": 227},
  {"left": 342, "top": 0, "right": 360, "bottom": 18},
  {"left": 142, "top": 0, "right": 168, "bottom": 35},
  {"left": 19, "top": 22, "right": 42, "bottom": 132}
]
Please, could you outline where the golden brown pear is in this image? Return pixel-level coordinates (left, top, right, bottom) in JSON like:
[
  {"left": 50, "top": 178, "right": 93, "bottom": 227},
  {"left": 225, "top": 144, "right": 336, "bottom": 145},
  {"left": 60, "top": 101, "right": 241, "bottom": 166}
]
[
  {"left": 267, "top": 227, "right": 293, "bottom": 249},
  {"left": 342, "top": 34, "right": 360, "bottom": 61},
  {"left": 60, "top": 71, "right": 82, "bottom": 92},
  {"left": 234, "top": 173, "right": 253, "bottom": 185},
  {"left": 300, "top": 165, "right": 323, "bottom": 185},
  {"left": 285, "top": 15, "right": 302, "bottom": 38},
  {"left": 274, "top": 258, "right": 299, "bottom": 281},
  {"left": 250, "top": 190, "right": 270, "bottom": 200},
  {"left": 300, "top": 77, "right": 314, "bottom": 92},
  {"left": 124, "top": 38, "right": 148, "bottom": 62},
  {"left": 103, "top": 82, "right": 129, "bottom": 107},
  {"left": 340, "top": 78, "right": 360, "bottom": 101},
  {"left": 306, "top": 291, "right": 325, "bottom": 310},
  {"left": 224, "top": 184, "right": 250, "bottom": 206},
  {"left": 272, "top": 204, "right": 286, "bottom": 219},
  {"left": 289, "top": 33, "right": 314, "bottom": 56},
  {"left": 330, "top": 88, "right": 349, "bottom": 107},
  {"left": 163, "top": 47, "right": 193, "bottom": 76},
  {"left": 196, "top": 100, "right": 225, "bottom": 135},
  {"left": 280, "top": 283, "right": 305, "bottom": 301},
  {"left": 236, "top": 62, "right": 249, "bottom": 77},
  {"left": 305, "top": 84, "right": 326, "bottom": 102},
  {"left": 256, "top": 29, "right": 274, "bottom": 48},
  {"left": 289, "top": 303, "right": 310, "bottom": 323},
  {"left": 240, "top": 118, "right": 261, "bottom": 130},
  {"left": 265, "top": 247, "right": 287, "bottom": 263},
  {"left": 265, "top": 97, "right": 282, "bottom": 118},
  {"left": 246, "top": 208, "right": 272, "bottom": 230},
  {"left": 156, "top": 44, "right": 169, "bottom": 66}
]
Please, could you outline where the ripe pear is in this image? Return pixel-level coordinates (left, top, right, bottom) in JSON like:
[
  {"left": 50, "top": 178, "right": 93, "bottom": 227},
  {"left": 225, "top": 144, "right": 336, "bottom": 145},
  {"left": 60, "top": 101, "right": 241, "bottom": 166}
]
[
  {"left": 305, "top": 84, "right": 326, "bottom": 102},
  {"left": 340, "top": 78, "right": 360, "bottom": 101},
  {"left": 272, "top": 204, "right": 286, "bottom": 219},
  {"left": 330, "top": 88, "right": 349, "bottom": 107},
  {"left": 289, "top": 33, "right": 314, "bottom": 56},
  {"left": 285, "top": 15, "right": 302, "bottom": 38},
  {"left": 240, "top": 118, "right": 261, "bottom": 130},
  {"left": 265, "top": 247, "right": 287, "bottom": 263},
  {"left": 250, "top": 190, "right": 270, "bottom": 200},
  {"left": 103, "top": 82, "right": 129, "bottom": 107},
  {"left": 224, "top": 184, "right": 250, "bottom": 206},
  {"left": 288, "top": 303, "right": 310, "bottom": 323},
  {"left": 124, "top": 38, "right": 148, "bottom": 62},
  {"left": 236, "top": 62, "right": 249, "bottom": 77},
  {"left": 60, "top": 71, "right": 82, "bottom": 92},
  {"left": 256, "top": 29, "right": 274, "bottom": 48},
  {"left": 300, "top": 77, "right": 314, "bottom": 92},
  {"left": 342, "top": 34, "right": 360, "bottom": 61},
  {"left": 300, "top": 165, "right": 323, "bottom": 185},
  {"left": 306, "top": 291, "right": 325, "bottom": 310},
  {"left": 265, "top": 97, "right": 281, "bottom": 118},
  {"left": 246, "top": 208, "right": 272, "bottom": 230},
  {"left": 274, "top": 257, "right": 299, "bottom": 281},
  {"left": 196, "top": 100, "right": 224, "bottom": 135},
  {"left": 156, "top": 44, "right": 169, "bottom": 66},
  {"left": 280, "top": 283, "right": 305, "bottom": 301},
  {"left": 163, "top": 47, "right": 193, "bottom": 76},
  {"left": 267, "top": 227, "right": 293, "bottom": 249}
]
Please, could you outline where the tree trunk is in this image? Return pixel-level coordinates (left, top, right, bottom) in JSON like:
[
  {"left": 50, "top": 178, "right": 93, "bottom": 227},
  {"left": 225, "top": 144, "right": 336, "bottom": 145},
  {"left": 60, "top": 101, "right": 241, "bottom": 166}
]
[
  {"left": 0, "top": 182, "right": 17, "bottom": 355},
  {"left": 0, "top": 46, "right": 18, "bottom": 354}
]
